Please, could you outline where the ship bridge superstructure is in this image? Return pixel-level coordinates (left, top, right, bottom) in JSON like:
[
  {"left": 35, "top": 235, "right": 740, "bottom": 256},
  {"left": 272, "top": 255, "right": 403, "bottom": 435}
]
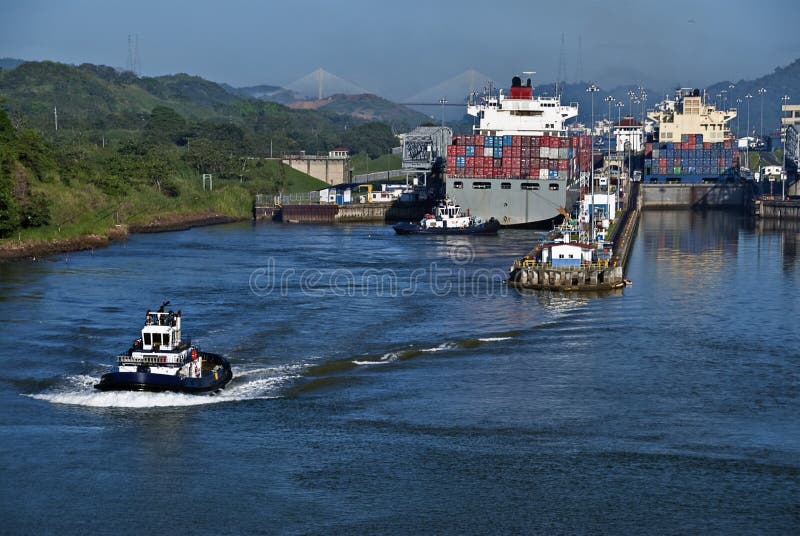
[
  {"left": 141, "top": 307, "right": 182, "bottom": 352},
  {"left": 648, "top": 88, "right": 736, "bottom": 143},
  {"left": 467, "top": 76, "right": 578, "bottom": 137}
]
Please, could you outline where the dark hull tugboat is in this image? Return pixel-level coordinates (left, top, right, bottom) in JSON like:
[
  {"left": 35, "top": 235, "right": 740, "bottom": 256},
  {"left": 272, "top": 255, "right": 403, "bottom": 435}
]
[
  {"left": 393, "top": 198, "right": 500, "bottom": 235},
  {"left": 95, "top": 302, "right": 232, "bottom": 393}
]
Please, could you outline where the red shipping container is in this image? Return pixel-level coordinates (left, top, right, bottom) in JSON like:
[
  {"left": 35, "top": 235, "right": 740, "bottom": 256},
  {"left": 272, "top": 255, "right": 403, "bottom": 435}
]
[
  {"left": 557, "top": 159, "right": 569, "bottom": 170},
  {"left": 530, "top": 137, "right": 540, "bottom": 147},
  {"left": 512, "top": 136, "right": 521, "bottom": 147},
  {"left": 703, "top": 142, "right": 711, "bottom": 150}
]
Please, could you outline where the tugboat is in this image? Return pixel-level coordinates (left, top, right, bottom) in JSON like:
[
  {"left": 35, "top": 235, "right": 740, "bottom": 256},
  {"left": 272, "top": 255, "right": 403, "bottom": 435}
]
[
  {"left": 95, "top": 302, "right": 232, "bottom": 393},
  {"left": 393, "top": 198, "right": 500, "bottom": 235}
]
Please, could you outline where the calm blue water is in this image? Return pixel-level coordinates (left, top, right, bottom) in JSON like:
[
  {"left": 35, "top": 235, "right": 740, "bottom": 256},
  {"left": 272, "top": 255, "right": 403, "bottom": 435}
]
[{"left": 1, "top": 212, "right": 798, "bottom": 534}]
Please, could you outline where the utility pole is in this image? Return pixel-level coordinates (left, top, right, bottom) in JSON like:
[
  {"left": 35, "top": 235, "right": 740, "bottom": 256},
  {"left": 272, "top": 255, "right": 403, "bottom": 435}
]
[
  {"left": 587, "top": 84, "right": 600, "bottom": 240},
  {"left": 782, "top": 95, "right": 790, "bottom": 199},
  {"left": 54, "top": 106, "right": 58, "bottom": 131}
]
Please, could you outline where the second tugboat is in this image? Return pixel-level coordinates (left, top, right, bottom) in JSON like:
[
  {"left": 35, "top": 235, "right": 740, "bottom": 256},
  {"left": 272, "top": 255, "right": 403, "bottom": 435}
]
[
  {"left": 95, "top": 302, "right": 232, "bottom": 393},
  {"left": 393, "top": 198, "right": 500, "bottom": 235}
]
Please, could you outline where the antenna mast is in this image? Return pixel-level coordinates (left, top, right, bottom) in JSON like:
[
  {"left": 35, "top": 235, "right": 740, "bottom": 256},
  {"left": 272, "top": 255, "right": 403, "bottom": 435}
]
[{"left": 556, "top": 32, "right": 567, "bottom": 96}]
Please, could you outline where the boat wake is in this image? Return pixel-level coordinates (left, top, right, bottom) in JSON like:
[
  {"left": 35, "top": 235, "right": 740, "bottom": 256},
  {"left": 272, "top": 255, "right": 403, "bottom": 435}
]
[
  {"left": 352, "top": 352, "right": 399, "bottom": 366},
  {"left": 26, "top": 365, "right": 301, "bottom": 408}
]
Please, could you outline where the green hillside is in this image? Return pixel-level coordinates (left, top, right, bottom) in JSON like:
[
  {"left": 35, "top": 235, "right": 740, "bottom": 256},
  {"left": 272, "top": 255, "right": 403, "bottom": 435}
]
[
  {"left": 0, "top": 60, "right": 405, "bottom": 247},
  {"left": 311, "top": 93, "right": 430, "bottom": 132}
]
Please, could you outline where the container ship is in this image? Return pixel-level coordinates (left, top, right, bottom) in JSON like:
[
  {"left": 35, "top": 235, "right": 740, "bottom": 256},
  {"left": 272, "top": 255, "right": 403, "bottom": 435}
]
[
  {"left": 644, "top": 88, "right": 742, "bottom": 183},
  {"left": 445, "top": 76, "right": 586, "bottom": 226}
]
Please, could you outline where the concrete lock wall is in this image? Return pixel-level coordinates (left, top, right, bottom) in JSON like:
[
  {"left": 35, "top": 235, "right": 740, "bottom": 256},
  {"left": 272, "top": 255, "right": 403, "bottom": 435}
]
[
  {"left": 641, "top": 183, "right": 746, "bottom": 208},
  {"left": 282, "top": 157, "right": 349, "bottom": 186},
  {"left": 758, "top": 200, "right": 800, "bottom": 220}
]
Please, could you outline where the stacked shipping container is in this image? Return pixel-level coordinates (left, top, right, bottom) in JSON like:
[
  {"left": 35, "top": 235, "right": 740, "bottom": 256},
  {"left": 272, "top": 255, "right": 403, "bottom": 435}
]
[
  {"left": 643, "top": 134, "right": 740, "bottom": 180},
  {"left": 447, "top": 134, "right": 593, "bottom": 180}
]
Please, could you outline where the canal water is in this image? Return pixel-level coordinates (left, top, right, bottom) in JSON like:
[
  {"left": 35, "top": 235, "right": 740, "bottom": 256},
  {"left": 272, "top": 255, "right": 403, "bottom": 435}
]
[{"left": 1, "top": 211, "right": 798, "bottom": 534}]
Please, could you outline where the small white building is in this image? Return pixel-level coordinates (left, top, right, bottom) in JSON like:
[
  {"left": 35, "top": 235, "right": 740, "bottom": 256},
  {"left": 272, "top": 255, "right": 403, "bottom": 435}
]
[
  {"left": 328, "top": 147, "right": 349, "bottom": 158},
  {"left": 614, "top": 116, "right": 643, "bottom": 153},
  {"left": 541, "top": 242, "right": 595, "bottom": 267}
]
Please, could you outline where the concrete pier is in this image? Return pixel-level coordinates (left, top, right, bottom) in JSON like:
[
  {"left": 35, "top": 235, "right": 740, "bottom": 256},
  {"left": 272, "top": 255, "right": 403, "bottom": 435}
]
[
  {"left": 754, "top": 198, "right": 800, "bottom": 220},
  {"left": 508, "top": 182, "right": 640, "bottom": 292},
  {"left": 254, "top": 200, "right": 431, "bottom": 224}
]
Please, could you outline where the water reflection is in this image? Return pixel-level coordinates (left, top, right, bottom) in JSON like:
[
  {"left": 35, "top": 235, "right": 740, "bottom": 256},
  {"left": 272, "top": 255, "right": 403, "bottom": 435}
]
[{"left": 756, "top": 218, "right": 800, "bottom": 272}]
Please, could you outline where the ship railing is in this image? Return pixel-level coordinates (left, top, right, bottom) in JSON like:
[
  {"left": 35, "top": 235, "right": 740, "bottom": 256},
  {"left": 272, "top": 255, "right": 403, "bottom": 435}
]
[
  {"left": 117, "top": 354, "right": 186, "bottom": 366},
  {"left": 514, "top": 259, "right": 612, "bottom": 270}
]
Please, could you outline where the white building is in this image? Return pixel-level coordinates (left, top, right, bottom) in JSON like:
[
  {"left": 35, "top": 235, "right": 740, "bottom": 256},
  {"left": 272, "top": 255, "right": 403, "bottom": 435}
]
[
  {"left": 541, "top": 242, "right": 595, "bottom": 267},
  {"left": 614, "top": 116, "right": 643, "bottom": 152}
]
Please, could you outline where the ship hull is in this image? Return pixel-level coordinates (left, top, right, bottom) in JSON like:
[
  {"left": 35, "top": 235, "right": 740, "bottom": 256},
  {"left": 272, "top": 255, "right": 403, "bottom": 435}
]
[
  {"left": 445, "top": 177, "right": 579, "bottom": 227},
  {"left": 95, "top": 352, "right": 232, "bottom": 394},
  {"left": 393, "top": 219, "right": 500, "bottom": 235}
]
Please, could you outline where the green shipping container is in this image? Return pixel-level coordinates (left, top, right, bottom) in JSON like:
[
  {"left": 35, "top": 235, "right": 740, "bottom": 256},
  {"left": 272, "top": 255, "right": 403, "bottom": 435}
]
[{"left": 673, "top": 166, "right": 682, "bottom": 174}]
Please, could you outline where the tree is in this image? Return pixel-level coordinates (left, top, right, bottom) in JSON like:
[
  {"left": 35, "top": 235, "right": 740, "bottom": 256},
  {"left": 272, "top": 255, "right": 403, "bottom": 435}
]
[
  {"left": 0, "top": 107, "right": 20, "bottom": 236},
  {"left": 144, "top": 106, "right": 189, "bottom": 146},
  {"left": 20, "top": 191, "right": 50, "bottom": 228},
  {"left": 342, "top": 122, "right": 398, "bottom": 158}
]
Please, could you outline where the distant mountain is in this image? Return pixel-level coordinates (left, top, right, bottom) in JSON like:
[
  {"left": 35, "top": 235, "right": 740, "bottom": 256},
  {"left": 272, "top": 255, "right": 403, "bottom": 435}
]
[
  {"left": 0, "top": 60, "right": 406, "bottom": 158},
  {"left": 221, "top": 84, "right": 431, "bottom": 131},
  {"left": 284, "top": 93, "right": 431, "bottom": 132},
  {"left": 707, "top": 58, "right": 799, "bottom": 139},
  {"left": 221, "top": 83, "right": 298, "bottom": 105}
]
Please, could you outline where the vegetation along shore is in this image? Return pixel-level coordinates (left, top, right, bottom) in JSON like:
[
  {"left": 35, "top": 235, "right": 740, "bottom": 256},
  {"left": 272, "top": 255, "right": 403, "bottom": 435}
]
[{"left": 0, "top": 60, "right": 413, "bottom": 261}]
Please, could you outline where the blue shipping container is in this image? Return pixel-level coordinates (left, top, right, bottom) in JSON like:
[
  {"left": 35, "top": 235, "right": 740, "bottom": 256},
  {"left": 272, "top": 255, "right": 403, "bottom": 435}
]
[{"left": 465, "top": 146, "right": 475, "bottom": 156}]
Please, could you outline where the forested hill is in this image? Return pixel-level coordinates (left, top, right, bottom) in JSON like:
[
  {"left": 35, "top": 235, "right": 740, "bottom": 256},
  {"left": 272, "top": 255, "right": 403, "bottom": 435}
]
[{"left": 0, "top": 61, "right": 426, "bottom": 145}]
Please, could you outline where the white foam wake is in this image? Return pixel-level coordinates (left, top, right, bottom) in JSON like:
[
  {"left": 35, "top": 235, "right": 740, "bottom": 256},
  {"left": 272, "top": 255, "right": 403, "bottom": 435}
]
[
  {"left": 478, "top": 337, "right": 512, "bottom": 342},
  {"left": 353, "top": 352, "right": 398, "bottom": 366},
  {"left": 26, "top": 366, "right": 300, "bottom": 408},
  {"left": 422, "top": 342, "right": 457, "bottom": 352}
]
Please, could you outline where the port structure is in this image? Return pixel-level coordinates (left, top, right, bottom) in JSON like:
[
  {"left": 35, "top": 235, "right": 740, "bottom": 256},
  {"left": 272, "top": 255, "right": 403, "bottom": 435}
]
[{"left": 401, "top": 126, "right": 452, "bottom": 173}]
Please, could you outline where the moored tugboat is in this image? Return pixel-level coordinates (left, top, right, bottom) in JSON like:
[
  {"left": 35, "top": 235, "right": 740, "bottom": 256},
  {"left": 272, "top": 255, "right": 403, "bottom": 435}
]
[
  {"left": 95, "top": 302, "right": 232, "bottom": 393},
  {"left": 393, "top": 198, "right": 500, "bottom": 235}
]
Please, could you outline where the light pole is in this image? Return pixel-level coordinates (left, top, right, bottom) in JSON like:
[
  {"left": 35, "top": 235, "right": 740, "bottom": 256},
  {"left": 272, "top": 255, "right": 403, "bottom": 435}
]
[
  {"left": 640, "top": 91, "right": 647, "bottom": 125},
  {"left": 745, "top": 93, "right": 753, "bottom": 167},
  {"left": 758, "top": 87, "right": 766, "bottom": 141},
  {"left": 736, "top": 98, "right": 742, "bottom": 136},
  {"left": 604, "top": 95, "right": 615, "bottom": 224},
  {"left": 439, "top": 97, "right": 447, "bottom": 127},
  {"left": 604, "top": 95, "right": 615, "bottom": 155},
  {"left": 587, "top": 83, "right": 600, "bottom": 240},
  {"left": 782, "top": 95, "right": 790, "bottom": 199}
]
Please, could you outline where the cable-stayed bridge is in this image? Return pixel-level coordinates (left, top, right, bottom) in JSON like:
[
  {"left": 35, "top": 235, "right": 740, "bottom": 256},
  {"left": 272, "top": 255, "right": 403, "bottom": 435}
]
[
  {"left": 400, "top": 68, "right": 494, "bottom": 106},
  {"left": 284, "top": 68, "right": 372, "bottom": 99},
  {"left": 281, "top": 67, "right": 495, "bottom": 108}
]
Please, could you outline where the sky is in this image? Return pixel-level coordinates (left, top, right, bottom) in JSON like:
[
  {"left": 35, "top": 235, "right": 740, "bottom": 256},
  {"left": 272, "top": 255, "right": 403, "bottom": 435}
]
[{"left": 2, "top": 0, "right": 800, "bottom": 101}]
